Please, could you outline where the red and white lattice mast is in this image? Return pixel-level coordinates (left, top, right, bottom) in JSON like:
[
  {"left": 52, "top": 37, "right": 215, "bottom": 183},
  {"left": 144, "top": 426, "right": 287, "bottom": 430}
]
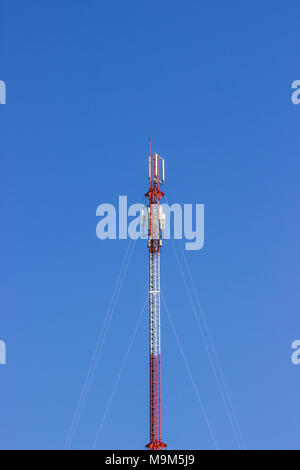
[{"left": 144, "top": 138, "right": 167, "bottom": 450}]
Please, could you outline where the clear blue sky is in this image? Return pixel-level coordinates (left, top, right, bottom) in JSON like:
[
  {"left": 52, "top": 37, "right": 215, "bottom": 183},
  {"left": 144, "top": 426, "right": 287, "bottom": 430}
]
[{"left": 1, "top": 0, "right": 300, "bottom": 450}]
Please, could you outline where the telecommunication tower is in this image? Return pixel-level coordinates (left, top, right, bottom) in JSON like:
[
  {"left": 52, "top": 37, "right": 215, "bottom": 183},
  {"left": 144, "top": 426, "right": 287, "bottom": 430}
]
[{"left": 143, "top": 138, "right": 167, "bottom": 450}]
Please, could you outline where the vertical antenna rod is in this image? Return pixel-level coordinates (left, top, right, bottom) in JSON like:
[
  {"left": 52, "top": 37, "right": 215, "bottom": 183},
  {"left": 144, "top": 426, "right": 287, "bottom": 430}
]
[{"left": 145, "top": 138, "right": 167, "bottom": 450}]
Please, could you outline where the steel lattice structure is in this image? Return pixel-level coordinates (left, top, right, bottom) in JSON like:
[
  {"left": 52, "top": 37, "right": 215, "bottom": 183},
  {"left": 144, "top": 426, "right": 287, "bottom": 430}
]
[{"left": 144, "top": 139, "right": 167, "bottom": 450}]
